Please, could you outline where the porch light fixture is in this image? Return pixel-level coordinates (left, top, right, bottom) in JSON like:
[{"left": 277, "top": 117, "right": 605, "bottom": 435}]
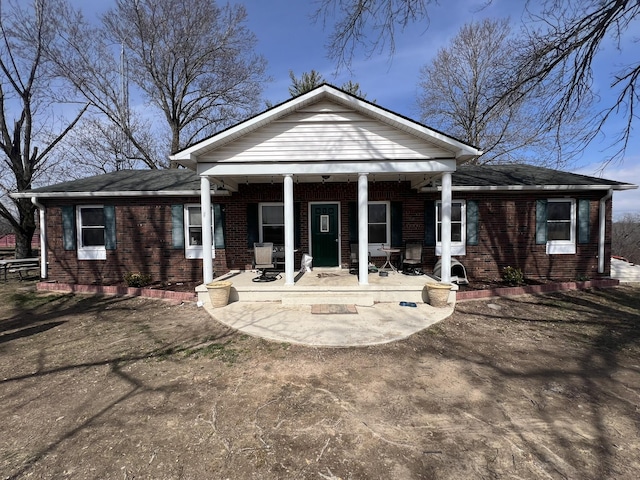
[{"left": 322, "top": 175, "right": 330, "bottom": 184}]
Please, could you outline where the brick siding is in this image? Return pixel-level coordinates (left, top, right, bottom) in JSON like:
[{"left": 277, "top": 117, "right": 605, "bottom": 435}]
[{"left": 42, "top": 183, "right": 612, "bottom": 285}]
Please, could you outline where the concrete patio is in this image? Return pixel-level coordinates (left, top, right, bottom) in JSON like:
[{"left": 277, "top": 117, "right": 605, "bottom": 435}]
[{"left": 199, "top": 268, "right": 456, "bottom": 347}]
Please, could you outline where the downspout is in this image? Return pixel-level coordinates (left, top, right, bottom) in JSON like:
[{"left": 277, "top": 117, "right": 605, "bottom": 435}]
[
  {"left": 31, "top": 196, "right": 47, "bottom": 279},
  {"left": 598, "top": 189, "right": 613, "bottom": 274}
]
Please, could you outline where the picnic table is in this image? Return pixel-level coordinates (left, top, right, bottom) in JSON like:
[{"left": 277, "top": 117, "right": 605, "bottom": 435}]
[{"left": 0, "top": 257, "right": 40, "bottom": 281}]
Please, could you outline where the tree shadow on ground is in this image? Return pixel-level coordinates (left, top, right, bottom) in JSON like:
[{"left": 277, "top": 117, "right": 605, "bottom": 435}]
[{"left": 437, "top": 287, "right": 640, "bottom": 479}]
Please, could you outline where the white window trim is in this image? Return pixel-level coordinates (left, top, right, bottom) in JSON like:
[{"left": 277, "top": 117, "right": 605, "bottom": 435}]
[
  {"left": 368, "top": 201, "right": 391, "bottom": 257},
  {"left": 436, "top": 200, "right": 466, "bottom": 256},
  {"left": 76, "top": 205, "right": 106, "bottom": 260},
  {"left": 546, "top": 198, "right": 576, "bottom": 255},
  {"left": 184, "top": 204, "right": 216, "bottom": 260},
  {"left": 258, "top": 202, "right": 284, "bottom": 244}
]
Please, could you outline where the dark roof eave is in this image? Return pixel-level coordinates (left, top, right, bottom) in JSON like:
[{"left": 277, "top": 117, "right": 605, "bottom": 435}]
[{"left": 420, "top": 184, "right": 637, "bottom": 192}]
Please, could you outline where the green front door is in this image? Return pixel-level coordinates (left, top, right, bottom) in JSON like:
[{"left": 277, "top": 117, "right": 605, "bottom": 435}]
[{"left": 311, "top": 203, "right": 339, "bottom": 267}]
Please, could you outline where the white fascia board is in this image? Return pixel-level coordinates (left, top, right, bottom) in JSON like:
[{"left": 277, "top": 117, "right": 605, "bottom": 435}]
[
  {"left": 198, "top": 158, "right": 457, "bottom": 177},
  {"left": 420, "top": 184, "right": 637, "bottom": 192},
  {"left": 11, "top": 190, "right": 230, "bottom": 199}
]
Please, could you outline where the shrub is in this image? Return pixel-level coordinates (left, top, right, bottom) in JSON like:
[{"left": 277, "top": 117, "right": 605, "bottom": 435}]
[
  {"left": 124, "top": 272, "right": 152, "bottom": 288},
  {"left": 502, "top": 266, "right": 524, "bottom": 286}
]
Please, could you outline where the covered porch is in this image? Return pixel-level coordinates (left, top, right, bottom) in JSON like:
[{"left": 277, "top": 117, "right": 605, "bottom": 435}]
[{"left": 171, "top": 85, "right": 482, "bottom": 294}]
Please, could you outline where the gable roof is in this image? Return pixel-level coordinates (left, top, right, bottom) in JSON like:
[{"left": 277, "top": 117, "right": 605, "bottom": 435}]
[
  {"left": 13, "top": 164, "right": 635, "bottom": 199},
  {"left": 170, "top": 83, "right": 483, "bottom": 166}
]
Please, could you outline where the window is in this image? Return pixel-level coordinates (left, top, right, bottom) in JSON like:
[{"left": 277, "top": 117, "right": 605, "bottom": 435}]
[
  {"left": 436, "top": 200, "right": 466, "bottom": 256},
  {"left": 546, "top": 199, "right": 576, "bottom": 254},
  {"left": 259, "top": 203, "right": 284, "bottom": 244},
  {"left": 184, "top": 205, "right": 215, "bottom": 259},
  {"left": 76, "top": 205, "right": 106, "bottom": 260}
]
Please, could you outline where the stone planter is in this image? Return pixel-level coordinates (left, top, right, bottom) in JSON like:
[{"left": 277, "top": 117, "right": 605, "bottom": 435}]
[
  {"left": 425, "top": 282, "right": 452, "bottom": 308},
  {"left": 206, "top": 281, "right": 232, "bottom": 308}
]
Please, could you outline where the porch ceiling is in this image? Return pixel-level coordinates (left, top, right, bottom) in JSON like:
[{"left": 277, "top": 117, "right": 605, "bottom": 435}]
[{"left": 203, "top": 171, "right": 443, "bottom": 192}]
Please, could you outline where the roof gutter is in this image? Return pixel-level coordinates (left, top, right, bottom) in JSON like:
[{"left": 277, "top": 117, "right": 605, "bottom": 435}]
[
  {"left": 420, "top": 184, "right": 637, "bottom": 193},
  {"left": 599, "top": 189, "right": 614, "bottom": 274},
  {"left": 12, "top": 189, "right": 230, "bottom": 199},
  {"left": 31, "top": 196, "right": 47, "bottom": 280}
]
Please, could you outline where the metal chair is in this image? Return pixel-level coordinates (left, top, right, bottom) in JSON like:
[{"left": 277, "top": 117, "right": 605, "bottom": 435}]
[
  {"left": 401, "top": 241, "right": 423, "bottom": 275},
  {"left": 350, "top": 243, "right": 371, "bottom": 274},
  {"left": 253, "top": 243, "right": 278, "bottom": 282}
]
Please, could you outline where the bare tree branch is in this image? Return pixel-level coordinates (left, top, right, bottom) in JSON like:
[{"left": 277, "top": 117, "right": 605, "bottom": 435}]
[
  {"left": 418, "top": 18, "right": 589, "bottom": 166},
  {"left": 0, "top": 0, "right": 87, "bottom": 257}
]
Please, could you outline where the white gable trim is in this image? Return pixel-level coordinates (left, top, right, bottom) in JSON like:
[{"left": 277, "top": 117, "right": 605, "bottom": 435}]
[{"left": 170, "top": 85, "right": 482, "bottom": 165}]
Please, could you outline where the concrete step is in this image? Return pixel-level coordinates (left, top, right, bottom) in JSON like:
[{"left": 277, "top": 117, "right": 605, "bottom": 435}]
[{"left": 281, "top": 292, "right": 375, "bottom": 306}]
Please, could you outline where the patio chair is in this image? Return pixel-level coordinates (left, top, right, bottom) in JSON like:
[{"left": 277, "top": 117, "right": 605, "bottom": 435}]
[
  {"left": 349, "top": 243, "right": 371, "bottom": 274},
  {"left": 401, "top": 241, "right": 423, "bottom": 275},
  {"left": 253, "top": 243, "right": 279, "bottom": 282}
]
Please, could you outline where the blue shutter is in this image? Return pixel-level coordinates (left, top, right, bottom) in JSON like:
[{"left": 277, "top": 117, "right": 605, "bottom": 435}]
[
  {"left": 578, "top": 199, "right": 590, "bottom": 244},
  {"left": 213, "top": 203, "right": 225, "bottom": 248},
  {"left": 466, "top": 200, "right": 479, "bottom": 246},
  {"left": 424, "top": 200, "right": 436, "bottom": 246},
  {"left": 62, "top": 205, "right": 76, "bottom": 251},
  {"left": 104, "top": 205, "right": 116, "bottom": 250},
  {"left": 171, "top": 205, "right": 184, "bottom": 249},
  {"left": 294, "top": 202, "right": 301, "bottom": 249},
  {"left": 247, "top": 203, "right": 259, "bottom": 248},
  {"left": 536, "top": 199, "right": 547, "bottom": 245},
  {"left": 348, "top": 202, "right": 358, "bottom": 242},
  {"left": 390, "top": 201, "right": 403, "bottom": 247}
]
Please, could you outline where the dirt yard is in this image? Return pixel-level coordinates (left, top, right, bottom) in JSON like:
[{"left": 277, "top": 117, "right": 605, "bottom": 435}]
[{"left": 1, "top": 281, "right": 639, "bottom": 479}]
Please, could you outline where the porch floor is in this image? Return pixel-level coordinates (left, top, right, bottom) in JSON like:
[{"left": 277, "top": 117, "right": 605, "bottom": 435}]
[
  {"left": 199, "top": 267, "right": 448, "bottom": 305},
  {"left": 198, "top": 268, "right": 456, "bottom": 347}
]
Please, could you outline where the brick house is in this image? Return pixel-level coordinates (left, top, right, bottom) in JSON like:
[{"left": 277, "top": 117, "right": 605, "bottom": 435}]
[{"left": 15, "top": 85, "right": 636, "bottom": 287}]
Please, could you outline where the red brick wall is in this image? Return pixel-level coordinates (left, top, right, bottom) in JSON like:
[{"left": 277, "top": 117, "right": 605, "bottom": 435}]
[
  {"left": 444, "top": 191, "right": 609, "bottom": 281},
  {"left": 41, "top": 184, "right": 613, "bottom": 285},
  {"left": 44, "top": 197, "right": 209, "bottom": 285}
]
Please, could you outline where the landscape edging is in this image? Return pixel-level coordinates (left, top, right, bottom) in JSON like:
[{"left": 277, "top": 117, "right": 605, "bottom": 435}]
[
  {"left": 36, "top": 281, "right": 197, "bottom": 303},
  {"left": 455, "top": 278, "right": 620, "bottom": 301},
  {"left": 36, "top": 278, "right": 620, "bottom": 304}
]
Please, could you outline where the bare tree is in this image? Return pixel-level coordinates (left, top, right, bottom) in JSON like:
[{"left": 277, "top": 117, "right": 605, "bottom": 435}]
[
  {"left": 612, "top": 213, "right": 640, "bottom": 264},
  {"left": 58, "top": 114, "right": 160, "bottom": 177},
  {"left": 48, "top": 0, "right": 269, "bottom": 168},
  {"left": 417, "top": 18, "right": 587, "bottom": 166},
  {"left": 318, "top": 0, "right": 640, "bottom": 165},
  {"left": 0, "top": 0, "right": 87, "bottom": 258}
]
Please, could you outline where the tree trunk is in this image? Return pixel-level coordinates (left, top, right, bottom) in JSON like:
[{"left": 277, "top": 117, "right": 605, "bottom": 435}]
[{"left": 14, "top": 198, "right": 36, "bottom": 259}]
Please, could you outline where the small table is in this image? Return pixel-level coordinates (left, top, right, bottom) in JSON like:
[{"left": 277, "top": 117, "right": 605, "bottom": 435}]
[{"left": 379, "top": 247, "right": 401, "bottom": 273}]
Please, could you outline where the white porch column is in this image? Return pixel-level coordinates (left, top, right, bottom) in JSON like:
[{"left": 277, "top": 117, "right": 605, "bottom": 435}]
[
  {"left": 201, "top": 176, "right": 214, "bottom": 284},
  {"left": 283, "top": 174, "right": 295, "bottom": 285},
  {"left": 358, "top": 173, "right": 369, "bottom": 285},
  {"left": 440, "top": 172, "right": 452, "bottom": 283}
]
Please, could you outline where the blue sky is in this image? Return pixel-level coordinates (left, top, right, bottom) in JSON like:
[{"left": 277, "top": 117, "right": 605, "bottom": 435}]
[{"left": 71, "top": 0, "right": 639, "bottom": 217}]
